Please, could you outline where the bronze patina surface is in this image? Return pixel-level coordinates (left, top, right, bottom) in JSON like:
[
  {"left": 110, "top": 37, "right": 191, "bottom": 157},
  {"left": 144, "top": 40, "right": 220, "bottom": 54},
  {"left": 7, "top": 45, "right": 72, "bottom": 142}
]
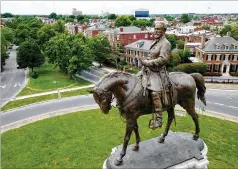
[{"left": 90, "top": 71, "right": 206, "bottom": 166}]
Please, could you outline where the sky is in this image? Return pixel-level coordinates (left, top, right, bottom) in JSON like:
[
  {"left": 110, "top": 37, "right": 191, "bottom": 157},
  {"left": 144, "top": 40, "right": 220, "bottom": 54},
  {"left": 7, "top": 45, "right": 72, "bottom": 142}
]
[{"left": 1, "top": 1, "right": 238, "bottom": 15}]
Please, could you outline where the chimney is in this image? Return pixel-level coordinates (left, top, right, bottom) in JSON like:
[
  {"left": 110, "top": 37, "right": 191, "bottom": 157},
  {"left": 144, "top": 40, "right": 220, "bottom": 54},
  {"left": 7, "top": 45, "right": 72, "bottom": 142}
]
[
  {"left": 141, "top": 26, "right": 145, "bottom": 31},
  {"left": 200, "top": 33, "right": 206, "bottom": 49},
  {"left": 120, "top": 27, "right": 123, "bottom": 32}
]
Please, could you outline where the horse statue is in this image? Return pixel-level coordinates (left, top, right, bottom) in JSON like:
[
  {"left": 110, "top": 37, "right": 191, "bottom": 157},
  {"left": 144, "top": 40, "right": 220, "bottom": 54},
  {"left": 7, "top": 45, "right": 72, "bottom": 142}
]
[{"left": 89, "top": 71, "right": 206, "bottom": 166}]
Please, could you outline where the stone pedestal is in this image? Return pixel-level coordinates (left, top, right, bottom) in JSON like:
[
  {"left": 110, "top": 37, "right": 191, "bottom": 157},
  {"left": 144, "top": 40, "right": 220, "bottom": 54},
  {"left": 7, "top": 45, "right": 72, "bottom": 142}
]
[{"left": 103, "top": 132, "right": 209, "bottom": 169}]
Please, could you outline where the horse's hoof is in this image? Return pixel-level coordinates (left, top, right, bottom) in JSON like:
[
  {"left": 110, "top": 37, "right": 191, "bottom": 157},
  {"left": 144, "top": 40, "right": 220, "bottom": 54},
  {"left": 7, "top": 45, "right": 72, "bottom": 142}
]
[
  {"left": 158, "top": 137, "right": 165, "bottom": 143},
  {"left": 114, "top": 158, "right": 123, "bottom": 166},
  {"left": 132, "top": 145, "right": 139, "bottom": 151},
  {"left": 193, "top": 134, "right": 199, "bottom": 140}
]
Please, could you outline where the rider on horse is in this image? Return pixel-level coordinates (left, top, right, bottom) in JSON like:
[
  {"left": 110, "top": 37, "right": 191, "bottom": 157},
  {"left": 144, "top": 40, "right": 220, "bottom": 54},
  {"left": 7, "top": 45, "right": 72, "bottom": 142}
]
[{"left": 139, "top": 22, "right": 172, "bottom": 129}]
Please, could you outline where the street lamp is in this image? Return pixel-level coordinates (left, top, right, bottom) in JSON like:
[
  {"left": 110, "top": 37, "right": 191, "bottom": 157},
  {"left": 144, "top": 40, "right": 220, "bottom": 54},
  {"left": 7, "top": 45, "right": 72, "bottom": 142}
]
[{"left": 53, "top": 81, "right": 61, "bottom": 99}]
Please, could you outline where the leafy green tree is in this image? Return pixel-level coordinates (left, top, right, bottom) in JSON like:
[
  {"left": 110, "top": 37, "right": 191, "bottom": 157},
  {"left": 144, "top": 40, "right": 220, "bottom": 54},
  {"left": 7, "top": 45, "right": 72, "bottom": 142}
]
[
  {"left": 167, "top": 51, "right": 181, "bottom": 69},
  {"left": 69, "top": 15, "right": 75, "bottom": 19},
  {"left": 203, "top": 25, "right": 210, "bottom": 31},
  {"left": 164, "top": 15, "right": 174, "bottom": 21},
  {"left": 219, "top": 25, "right": 232, "bottom": 37},
  {"left": 176, "top": 49, "right": 191, "bottom": 63},
  {"left": 17, "top": 40, "right": 45, "bottom": 72},
  {"left": 115, "top": 15, "right": 132, "bottom": 27},
  {"left": 132, "top": 19, "right": 152, "bottom": 28},
  {"left": 48, "top": 12, "right": 57, "bottom": 19},
  {"left": 1, "top": 13, "right": 13, "bottom": 18},
  {"left": 231, "top": 26, "right": 238, "bottom": 40},
  {"left": 166, "top": 34, "right": 177, "bottom": 49},
  {"left": 180, "top": 14, "right": 191, "bottom": 23},
  {"left": 87, "top": 34, "right": 112, "bottom": 67},
  {"left": 37, "top": 24, "right": 56, "bottom": 50},
  {"left": 45, "top": 33, "right": 93, "bottom": 78},
  {"left": 53, "top": 20, "right": 65, "bottom": 33},
  {"left": 176, "top": 40, "right": 185, "bottom": 49},
  {"left": 1, "top": 27, "right": 14, "bottom": 44},
  {"left": 108, "top": 14, "right": 117, "bottom": 20},
  {"left": 128, "top": 15, "right": 136, "bottom": 22},
  {"left": 76, "top": 15, "right": 85, "bottom": 22}
]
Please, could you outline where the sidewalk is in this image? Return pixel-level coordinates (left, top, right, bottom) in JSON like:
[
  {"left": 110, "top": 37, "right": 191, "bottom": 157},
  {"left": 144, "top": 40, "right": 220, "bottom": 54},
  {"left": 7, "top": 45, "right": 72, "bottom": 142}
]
[{"left": 14, "top": 84, "right": 95, "bottom": 101}]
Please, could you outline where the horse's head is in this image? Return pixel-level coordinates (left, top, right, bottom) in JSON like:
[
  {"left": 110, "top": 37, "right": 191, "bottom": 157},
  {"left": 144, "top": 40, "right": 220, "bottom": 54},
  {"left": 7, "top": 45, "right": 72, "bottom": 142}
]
[
  {"left": 89, "top": 87, "right": 112, "bottom": 114},
  {"left": 88, "top": 72, "right": 129, "bottom": 114}
]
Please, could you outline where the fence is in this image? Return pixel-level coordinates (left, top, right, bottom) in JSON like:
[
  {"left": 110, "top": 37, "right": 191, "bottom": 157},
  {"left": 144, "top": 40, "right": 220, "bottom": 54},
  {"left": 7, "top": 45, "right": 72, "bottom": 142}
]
[{"left": 204, "top": 77, "right": 238, "bottom": 83}]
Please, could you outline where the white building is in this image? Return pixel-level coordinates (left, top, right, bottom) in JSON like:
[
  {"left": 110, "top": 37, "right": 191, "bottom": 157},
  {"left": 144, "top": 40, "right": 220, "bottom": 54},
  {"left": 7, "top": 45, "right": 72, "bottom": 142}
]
[{"left": 72, "top": 8, "right": 82, "bottom": 16}]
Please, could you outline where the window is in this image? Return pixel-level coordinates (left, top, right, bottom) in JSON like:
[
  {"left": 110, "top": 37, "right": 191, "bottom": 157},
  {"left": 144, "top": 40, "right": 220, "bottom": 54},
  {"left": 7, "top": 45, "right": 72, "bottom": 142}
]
[
  {"left": 133, "top": 35, "right": 136, "bottom": 39},
  {"left": 207, "top": 54, "right": 212, "bottom": 61},
  {"left": 216, "top": 54, "right": 220, "bottom": 61},
  {"left": 145, "top": 34, "right": 148, "bottom": 38},
  {"left": 225, "top": 46, "right": 229, "bottom": 50},
  {"left": 214, "top": 64, "right": 220, "bottom": 72},
  {"left": 230, "top": 64, "right": 237, "bottom": 72},
  {"left": 216, "top": 45, "right": 221, "bottom": 50},
  {"left": 117, "top": 35, "right": 120, "bottom": 40},
  {"left": 207, "top": 64, "right": 211, "bottom": 72},
  {"left": 234, "top": 55, "right": 238, "bottom": 61},
  {"left": 150, "top": 34, "right": 153, "bottom": 38},
  {"left": 234, "top": 46, "right": 238, "bottom": 49}
]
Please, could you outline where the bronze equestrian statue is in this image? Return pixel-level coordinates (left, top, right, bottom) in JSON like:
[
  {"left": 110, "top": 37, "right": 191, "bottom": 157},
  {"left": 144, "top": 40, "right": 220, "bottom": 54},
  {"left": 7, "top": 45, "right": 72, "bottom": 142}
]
[
  {"left": 139, "top": 22, "right": 172, "bottom": 129},
  {"left": 89, "top": 71, "right": 206, "bottom": 165},
  {"left": 89, "top": 22, "right": 206, "bottom": 166}
]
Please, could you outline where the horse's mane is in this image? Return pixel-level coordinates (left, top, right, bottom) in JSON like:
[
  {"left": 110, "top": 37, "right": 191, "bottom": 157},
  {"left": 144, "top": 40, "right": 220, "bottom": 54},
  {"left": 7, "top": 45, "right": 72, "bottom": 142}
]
[{"left": 96, "top": 71, "right": 138, "bottom": 92}]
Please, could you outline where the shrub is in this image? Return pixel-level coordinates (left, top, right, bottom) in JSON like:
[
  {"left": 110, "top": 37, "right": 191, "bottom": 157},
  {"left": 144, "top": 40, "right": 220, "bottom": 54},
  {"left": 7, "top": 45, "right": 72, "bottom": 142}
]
[
  {"left": 30, "top": 71, "right": 39, "bottom": 79},
  {"left": 174, "top": 63, "right": 208, "bottom": 74}
]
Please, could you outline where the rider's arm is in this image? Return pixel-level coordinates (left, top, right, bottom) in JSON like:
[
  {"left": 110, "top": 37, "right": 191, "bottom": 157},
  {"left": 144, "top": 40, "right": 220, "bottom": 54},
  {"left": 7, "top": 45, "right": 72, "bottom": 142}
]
[{"left": 141, "top": 42, "right": 171, "bottom": 67}]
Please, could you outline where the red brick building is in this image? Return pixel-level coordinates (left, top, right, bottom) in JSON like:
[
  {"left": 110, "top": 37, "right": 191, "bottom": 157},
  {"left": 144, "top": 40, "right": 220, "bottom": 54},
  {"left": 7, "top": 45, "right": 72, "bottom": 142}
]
[
  {"left": 195, "top": 36, "right": 238, "bottom": 76},
  {"left": 202, "top": 16, "right": 223, "bottom": 26},
  {"left": 103, "top": 26, "right": 155, "bottom": 49}
]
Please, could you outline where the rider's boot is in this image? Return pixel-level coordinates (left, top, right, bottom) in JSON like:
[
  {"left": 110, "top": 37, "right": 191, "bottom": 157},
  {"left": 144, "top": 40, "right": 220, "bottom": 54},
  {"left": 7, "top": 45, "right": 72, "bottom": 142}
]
[{"left": 150, "top": 92, "right": 163, "bottom": 129}]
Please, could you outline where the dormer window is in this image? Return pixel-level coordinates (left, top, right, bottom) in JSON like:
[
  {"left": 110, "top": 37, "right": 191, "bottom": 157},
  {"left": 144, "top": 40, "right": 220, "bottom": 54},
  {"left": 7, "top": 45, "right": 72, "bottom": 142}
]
[
  {"left": 224, "top": 43, "right": 229, "bottom": 50},
  {"left": 234, "top": 45, "right": 238, "bottom": 50},
  {"left": 216, "top": 45, "right": 221, "bottom": 50}
]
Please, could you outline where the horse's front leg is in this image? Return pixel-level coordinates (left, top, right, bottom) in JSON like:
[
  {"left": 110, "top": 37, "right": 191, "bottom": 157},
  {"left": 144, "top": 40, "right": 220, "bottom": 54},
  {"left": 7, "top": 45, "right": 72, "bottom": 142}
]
[
  {"left": 158, "top": 108, "right": 174, "bottom": 143},
  {"left": 132, "top": 120, "right": 140, "bottom": 151},
  {"left": 114, "top": 120, "right": 134, "bottom": 166}
]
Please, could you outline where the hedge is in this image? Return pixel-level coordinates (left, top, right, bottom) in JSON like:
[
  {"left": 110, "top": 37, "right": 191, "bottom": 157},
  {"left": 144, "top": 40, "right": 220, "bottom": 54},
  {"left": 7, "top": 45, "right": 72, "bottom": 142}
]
[{"left": 175, "top": 63, "right": 208, "bottom": 74}]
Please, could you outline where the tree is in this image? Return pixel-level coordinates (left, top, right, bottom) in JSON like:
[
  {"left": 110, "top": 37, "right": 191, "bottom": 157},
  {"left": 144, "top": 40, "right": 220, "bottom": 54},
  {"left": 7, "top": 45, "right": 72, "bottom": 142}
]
[
  {"left": 231, "top": 26, "right": 238, "bottom": 40},
  {"left": 87, "top": 34, "right": 112, "bottom": 67},
  {"left": 132, "top": 19, "right": 152, "bottom": 28},
  {"left": 45, "top": 33, "right": 93, "bottom": 78},
  {"left": 164, "top": 15, "right": 174, "bottom": 21},
  {"left": 176, "top": 49, "right": 191, "bottom": 63},
  {"left": 167, "top": 51, "right": 181, "bottom": 69},
  {"left": 37, "top": 24, "right": 56, "bottom": 50},
  {"left": 219, "top": 25, "right": 232, "bottom": 37},
  {"left": 1, "top": 27, "right": 14, "bottom": 45},
  {"left": 108, "top": 14, "right": 117, "bottom": 20},
  {"left": 53, "top": 20, "right": 65, "bottom": 33},
  {"left": 115, "top": 15, "right": 132, "bottom": 27},
  {"left": 128, "top": 15, "right": 136, "bottom": 22},
  {"left": 166, "top": 34, "right": 177, "bottom": 49},
  {"left": 48, "top": 12, "right": 57, "bottom": 19},
  {"left": 69, "top": 15, "right": 75, "bottom": 19},
  {"left": 1, "top": 12, "right": 13, "bottom": 18},
  {"left": 180, "top": 14, "right": 191, "bottom": 23},
  {"left": 17, "top": 40, "right": 45, "bottom": 72},
  {"left": 76, "top": 15, "right": 85, "bottom": 23},
  {"left": 176, "top": 40, "right": 185, "bottom": 49},
  {"left": 203, "top": 25, "right": 210, "bottom": 31}
]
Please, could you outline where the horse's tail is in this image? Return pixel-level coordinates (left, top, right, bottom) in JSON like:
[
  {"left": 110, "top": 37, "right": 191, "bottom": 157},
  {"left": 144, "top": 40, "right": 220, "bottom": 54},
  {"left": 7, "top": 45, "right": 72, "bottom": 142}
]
[{"left": 190, "top": 73, "right": 207, "bottom": 106}]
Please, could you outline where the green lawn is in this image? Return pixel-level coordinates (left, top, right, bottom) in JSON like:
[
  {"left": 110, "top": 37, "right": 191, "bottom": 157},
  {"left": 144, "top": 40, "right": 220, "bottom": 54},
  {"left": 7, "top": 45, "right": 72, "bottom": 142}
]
[
  {"left": 18, "top": 61, "right": 91, "bottom": 96},
  {"left": 1, "top": 87, "right": 93, "bottom": 111},
  {"left": 1, "top": 109, "right": 238, "bottom": 168}
]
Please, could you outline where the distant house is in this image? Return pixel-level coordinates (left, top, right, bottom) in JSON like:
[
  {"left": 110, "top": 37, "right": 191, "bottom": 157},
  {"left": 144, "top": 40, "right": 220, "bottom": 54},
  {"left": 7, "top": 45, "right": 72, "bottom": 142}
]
[
  {"left": 85, "top": 24, "right": 107, "bottom": 37},
  {"left": 195, "top": 36, "right": 238, "bottom": 76},
  {"left": 124, "top": 39, "right": 153, "bottom": 67},
  {"left": 103, "top": 26, "right": 155, "bottom": 49},
  {"left": 202, "top": 16, "right": 223, "bottom": 26}
]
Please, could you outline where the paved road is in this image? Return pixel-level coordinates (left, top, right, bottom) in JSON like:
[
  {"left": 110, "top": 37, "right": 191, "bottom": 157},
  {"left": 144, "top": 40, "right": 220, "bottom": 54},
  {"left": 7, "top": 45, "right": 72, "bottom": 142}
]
[
  {"left": 0, "top": 46, "right": 27, "bottom": 107},
  {"left": 1, "top": 89, "right": 238, "bottom": 127}
]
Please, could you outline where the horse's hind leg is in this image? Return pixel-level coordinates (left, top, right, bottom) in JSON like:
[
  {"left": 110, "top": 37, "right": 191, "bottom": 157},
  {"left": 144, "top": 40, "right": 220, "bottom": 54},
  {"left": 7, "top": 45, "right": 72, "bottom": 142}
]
[
  {"left": 158, "top": 108, "right": 175, "bottom": 143},
  {"left": 184, "top": 104, "right": 200, "bottom": 140},
  {"left": 132, "top": 120, "right": 140, "bottom": 151}
]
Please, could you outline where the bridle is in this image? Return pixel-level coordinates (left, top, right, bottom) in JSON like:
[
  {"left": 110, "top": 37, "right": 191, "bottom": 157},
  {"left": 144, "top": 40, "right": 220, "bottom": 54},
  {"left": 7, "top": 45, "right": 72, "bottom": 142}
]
[{"left": 94, "top": 87, "right": 115, "bottom": 110}]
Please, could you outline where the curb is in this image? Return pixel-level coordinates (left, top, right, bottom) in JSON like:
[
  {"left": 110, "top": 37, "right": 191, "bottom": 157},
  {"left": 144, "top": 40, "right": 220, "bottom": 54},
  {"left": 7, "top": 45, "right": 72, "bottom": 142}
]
[
  {"left": 1, "top": 104, "right": 99, "bottom": 133},
  {"left": 1, "top": 104, "right": 237, "bottom": 134},
  {"left": 175, "top": 105, "right": 238, "bottom": 123}
]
